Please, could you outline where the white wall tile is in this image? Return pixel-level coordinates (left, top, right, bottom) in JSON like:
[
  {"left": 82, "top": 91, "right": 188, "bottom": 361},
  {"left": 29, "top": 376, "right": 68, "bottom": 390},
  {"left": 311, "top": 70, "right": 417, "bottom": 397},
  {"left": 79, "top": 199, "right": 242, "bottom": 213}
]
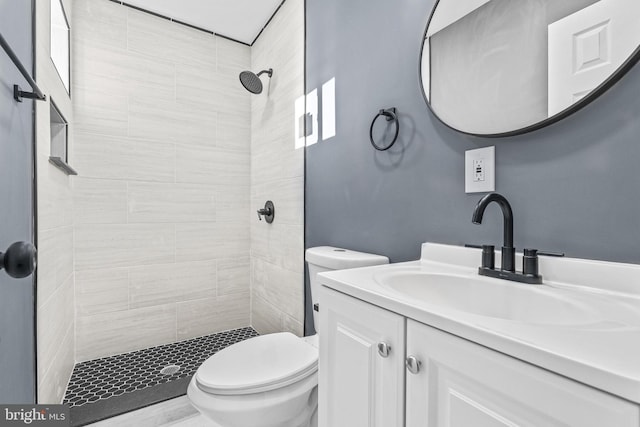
[
  {"left": 250, "top": 0, "right": 305, "bottom": 334},
  {"left": 251, "top": 222, "right": 304, "bottom": 273},
  {"left": 217, "top": 257, "right": 250, "bottom": 295},
  {"left": 216, "top": 37, "right": 250, "bottom": 72},
  {"left": 73, "top": 178, "right": 127, "bottom": 224},
  {"left": 175, "top": 65, "right": 224, "bottom": 111},
  {"left": 127, "top": 8, "right": 217, "bottom": 68},
  {"left": 251, "top": 177, "right": 303, "bottom": 225},
  {"left": 37, "top": 226, "right": 74, "bottom": 308},
  {"left": 170, "top": 25, "right": 217, "bottom": 69},
  {"left": 75, "top": 224, "right": 175, "bottom": 270},
  {"left": 215, "top": 184, "right": 250, "bottom": 223},
  {"left": 177, "top": 293, "right": 250, "bottom": 340},
  {"left": 282, "top": 314, "right": 304, "bottom": 337},
  {"left": 175, "top": 144, "right": 249, "bottom": 186},
  {"left": 250, "top": 294, "right": 281, "bottom": 335},
  {"left": 38, "top": 275, "right": 74, "bottom": 380},
  {"left": 75, "top": 268, "right": 129, "bottom": 316},
  {"left": 36, "top": 0, "right": 76, "bottom": 404},
  {"left": 124, "top": 55, "right": 177, "bottom": 101},
  {"left": 73, "top": 0, "right": 127, "bottom": 51},
  {"left": 126, "top": 9, "right": 179, "bottom": 62},
  {"left": 251, "top": 142, "right": 304, "bottom": 183},
  {"left": 217, "top": 112, "right": 251, "bottom": 153},
  {"left": 72, "top": 86, "right": 128, "bottom": 137},
  {"left": 73, "top": 44, "right": 176, "bottom": 101},
  {"left": 76, "top": 304, "right": 177, "bottom": 361},
  {"left": 73, "top": 133, "right": 175, "bottom": 182},
  {"left": 175, "top": 222, "right": 249, "bottom": 262},
  {"left": 128, "top": 97, "right": 217, "bottom": 143},
  {"left": 127, "top": 182, "right": 216, "bottom": 224},
  {"left": 73, "top": 45, "right": 130, "bottom": 98},
  {"left": 38, "top": 325, "right": 75, "bottom": 403},
  {"left": 37, "top": 160, "right": 74, "bottom": 230},
  {"left": 176, "top": 64, "right": 250, "bottom": 115},
  {"left": 129, "top": 261, "right": 216, "bottom": 309},
  {"left": 251, "top": 257, "right": 304, "bottom": 322},
  {"left": 267, "top": 223, "right": 304, "bottom": 273}
]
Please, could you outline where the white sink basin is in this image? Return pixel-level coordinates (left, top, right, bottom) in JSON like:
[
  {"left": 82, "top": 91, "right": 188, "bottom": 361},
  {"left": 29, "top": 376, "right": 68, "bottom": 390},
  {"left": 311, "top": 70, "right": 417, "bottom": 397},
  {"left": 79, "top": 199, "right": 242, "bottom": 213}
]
[
  {"left": 374, "top": 270, "right": 598, "bottom": 325},
  {"left": 319, "top": 243, "right": 640, "bottom": 403}
]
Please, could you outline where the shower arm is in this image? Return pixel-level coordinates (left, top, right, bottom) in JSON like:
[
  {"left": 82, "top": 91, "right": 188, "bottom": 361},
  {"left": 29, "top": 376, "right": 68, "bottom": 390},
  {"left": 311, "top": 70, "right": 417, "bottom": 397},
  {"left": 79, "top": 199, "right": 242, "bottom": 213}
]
[{"left": 256, "top": 68, "right": 273, "bottom": 78}]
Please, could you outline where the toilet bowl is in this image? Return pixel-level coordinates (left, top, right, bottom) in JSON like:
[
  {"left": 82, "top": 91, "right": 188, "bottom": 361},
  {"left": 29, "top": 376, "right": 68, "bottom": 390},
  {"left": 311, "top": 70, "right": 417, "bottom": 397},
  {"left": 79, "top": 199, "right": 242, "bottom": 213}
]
[
  {"left": 188, "top": 332, "right": 318, "bottom": 427},
  {"left": 188, "top": 246, "right": 389, "bottom": 427}
]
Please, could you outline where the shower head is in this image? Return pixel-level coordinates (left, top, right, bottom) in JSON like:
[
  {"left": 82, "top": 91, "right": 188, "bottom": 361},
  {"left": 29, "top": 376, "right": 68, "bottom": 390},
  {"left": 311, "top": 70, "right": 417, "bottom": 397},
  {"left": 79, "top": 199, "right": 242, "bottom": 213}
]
[{"left": 239, "top": 68, "right": 273, "bottom": 94}]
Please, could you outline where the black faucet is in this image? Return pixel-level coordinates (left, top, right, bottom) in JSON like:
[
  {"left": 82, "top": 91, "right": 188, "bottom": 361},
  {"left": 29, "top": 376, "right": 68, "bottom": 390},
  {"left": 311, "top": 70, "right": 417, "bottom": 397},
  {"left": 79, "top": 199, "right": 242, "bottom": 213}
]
[
  {"left": 472, "top": 193, "right": 515, "bottom": 272},
  {"left": 472, "top": 192, "right": 542, "bottom": 284}
]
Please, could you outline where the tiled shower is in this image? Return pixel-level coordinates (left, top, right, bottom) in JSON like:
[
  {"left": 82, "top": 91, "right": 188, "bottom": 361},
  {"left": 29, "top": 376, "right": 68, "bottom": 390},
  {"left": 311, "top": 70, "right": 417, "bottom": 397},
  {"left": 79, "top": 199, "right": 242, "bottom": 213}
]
[
  {"left": 72, "top": 0, "right": 253, "bottom": 362},
  {"left": 35, "top": 0, "right": 304, "bottom": 415}
]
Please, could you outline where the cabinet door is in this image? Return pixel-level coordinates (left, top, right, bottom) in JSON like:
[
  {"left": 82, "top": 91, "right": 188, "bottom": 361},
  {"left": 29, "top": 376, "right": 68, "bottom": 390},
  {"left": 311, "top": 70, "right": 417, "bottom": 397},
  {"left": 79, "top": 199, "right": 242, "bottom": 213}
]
[
  {"left": 406, "top": 320, "right": 639, "bottom": 427},
  {"left": 319, "top": 287, "right": 405, "bottom": 427}
]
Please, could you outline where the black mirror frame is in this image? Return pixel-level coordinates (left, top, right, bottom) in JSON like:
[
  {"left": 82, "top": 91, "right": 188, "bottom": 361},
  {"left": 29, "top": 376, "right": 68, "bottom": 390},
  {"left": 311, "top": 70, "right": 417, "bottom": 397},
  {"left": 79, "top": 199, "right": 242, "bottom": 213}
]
[{"left": 419, "top": 0, "right": 640, "bottom": 138}]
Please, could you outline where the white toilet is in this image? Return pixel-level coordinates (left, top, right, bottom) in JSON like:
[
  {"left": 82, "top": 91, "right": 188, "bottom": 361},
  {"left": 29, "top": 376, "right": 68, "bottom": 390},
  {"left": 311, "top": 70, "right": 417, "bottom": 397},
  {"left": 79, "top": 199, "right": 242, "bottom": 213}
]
[{"left": 187, "top": 246, "right": 389, "bottom": 427}]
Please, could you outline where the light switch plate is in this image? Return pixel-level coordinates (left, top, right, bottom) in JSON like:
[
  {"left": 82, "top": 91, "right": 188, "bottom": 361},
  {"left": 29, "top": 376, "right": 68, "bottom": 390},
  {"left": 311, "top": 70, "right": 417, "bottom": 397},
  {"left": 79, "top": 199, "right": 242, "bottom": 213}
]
[{"left": 465, "top": 146, "right": 495, "bottom": 193}]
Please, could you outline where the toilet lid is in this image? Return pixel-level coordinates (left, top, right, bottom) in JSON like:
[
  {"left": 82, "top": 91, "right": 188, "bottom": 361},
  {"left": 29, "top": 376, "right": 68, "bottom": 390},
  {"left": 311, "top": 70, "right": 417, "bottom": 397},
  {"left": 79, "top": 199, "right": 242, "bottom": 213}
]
[{"left": 195, "top": 332, "right": 318, "bottom": 395}]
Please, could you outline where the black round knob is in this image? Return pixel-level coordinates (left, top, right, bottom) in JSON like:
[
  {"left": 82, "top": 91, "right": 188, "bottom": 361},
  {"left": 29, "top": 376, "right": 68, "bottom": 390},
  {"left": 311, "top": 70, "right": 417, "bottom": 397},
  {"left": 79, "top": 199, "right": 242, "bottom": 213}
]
[{"left": 1, "top": 241, "right": 37, "bottom": 278}]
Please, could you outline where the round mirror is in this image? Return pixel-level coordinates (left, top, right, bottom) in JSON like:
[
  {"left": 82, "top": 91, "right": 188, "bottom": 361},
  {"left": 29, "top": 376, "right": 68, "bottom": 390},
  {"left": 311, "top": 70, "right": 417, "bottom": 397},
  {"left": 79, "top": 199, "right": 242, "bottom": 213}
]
[{"left": 420, "top": 0, "right": 640, "bottom": 136}]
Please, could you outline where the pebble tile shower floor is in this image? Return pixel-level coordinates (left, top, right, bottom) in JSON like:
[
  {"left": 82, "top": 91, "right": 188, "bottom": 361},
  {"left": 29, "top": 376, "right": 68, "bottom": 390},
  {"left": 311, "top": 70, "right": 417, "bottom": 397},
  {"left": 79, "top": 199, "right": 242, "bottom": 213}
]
[{"left": 63, "top": 327, "right": 258, "bottom": 417}]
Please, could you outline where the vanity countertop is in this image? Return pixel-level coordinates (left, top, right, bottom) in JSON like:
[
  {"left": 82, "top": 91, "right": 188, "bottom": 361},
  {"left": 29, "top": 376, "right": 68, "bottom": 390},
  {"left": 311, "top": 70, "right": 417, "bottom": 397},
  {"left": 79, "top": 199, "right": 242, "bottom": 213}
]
[{"left": 318, "top": 243, "right": 640, "bottom": 404}]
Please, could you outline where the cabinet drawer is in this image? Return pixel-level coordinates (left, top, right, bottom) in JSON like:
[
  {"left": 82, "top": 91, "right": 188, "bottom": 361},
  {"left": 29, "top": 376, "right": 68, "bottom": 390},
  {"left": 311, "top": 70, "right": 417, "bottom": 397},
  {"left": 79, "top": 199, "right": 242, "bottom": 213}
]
[{"left": 406, "top": 320, "right": 639, "bottom": 427}]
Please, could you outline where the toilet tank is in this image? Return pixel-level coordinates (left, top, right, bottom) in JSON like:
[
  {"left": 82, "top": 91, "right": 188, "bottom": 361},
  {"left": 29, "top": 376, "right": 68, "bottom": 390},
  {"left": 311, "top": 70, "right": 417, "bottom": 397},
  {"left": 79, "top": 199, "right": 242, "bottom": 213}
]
[{"left": 305, "top": 246, "right": 389, "bottom": 333}]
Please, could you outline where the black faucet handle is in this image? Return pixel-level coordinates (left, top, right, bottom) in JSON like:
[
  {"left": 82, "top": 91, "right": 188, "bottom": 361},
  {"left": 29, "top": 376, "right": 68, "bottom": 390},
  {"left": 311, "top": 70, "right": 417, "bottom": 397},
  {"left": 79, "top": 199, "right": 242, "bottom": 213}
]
[
  {"left": 538, "top": 250, "right": 565, "bottom": 257},
  {"left": 481, "top": 245, "right": 495, "bottom": 269},
  {"left": 522, "top": 248, "right": 539, "bottom": 277}
]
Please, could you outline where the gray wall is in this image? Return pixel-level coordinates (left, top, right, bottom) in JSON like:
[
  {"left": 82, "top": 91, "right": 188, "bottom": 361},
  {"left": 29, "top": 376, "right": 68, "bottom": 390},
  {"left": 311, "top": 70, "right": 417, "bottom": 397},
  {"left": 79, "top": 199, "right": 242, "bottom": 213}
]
[{"left": 304, "top": 0, "right": 640, "bottom": 331}]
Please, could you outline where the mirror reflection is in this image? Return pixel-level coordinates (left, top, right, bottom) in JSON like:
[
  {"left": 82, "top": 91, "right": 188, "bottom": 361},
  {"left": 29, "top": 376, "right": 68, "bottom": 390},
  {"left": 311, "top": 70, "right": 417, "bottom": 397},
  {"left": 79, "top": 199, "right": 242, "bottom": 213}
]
[{"left": 421, "top": 0, "right": 640, "bottom": 136}]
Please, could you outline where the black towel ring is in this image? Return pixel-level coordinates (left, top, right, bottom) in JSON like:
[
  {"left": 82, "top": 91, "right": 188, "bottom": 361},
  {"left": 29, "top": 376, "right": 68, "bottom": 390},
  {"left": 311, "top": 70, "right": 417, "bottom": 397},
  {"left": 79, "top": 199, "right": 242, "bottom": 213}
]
[{"left": 369, "top": 107, "right": 399, "bottom": 151}]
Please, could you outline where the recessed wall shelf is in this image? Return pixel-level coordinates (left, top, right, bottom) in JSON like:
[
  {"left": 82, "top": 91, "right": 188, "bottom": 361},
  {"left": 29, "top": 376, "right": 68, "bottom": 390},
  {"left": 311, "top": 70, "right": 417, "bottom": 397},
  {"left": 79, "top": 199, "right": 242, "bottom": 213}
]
[
  {"left": 49, "top": 156, "right": 77, "bottom": 175},
  {"left": 49, "top": 100, "right": 76, "bottom": 175}
]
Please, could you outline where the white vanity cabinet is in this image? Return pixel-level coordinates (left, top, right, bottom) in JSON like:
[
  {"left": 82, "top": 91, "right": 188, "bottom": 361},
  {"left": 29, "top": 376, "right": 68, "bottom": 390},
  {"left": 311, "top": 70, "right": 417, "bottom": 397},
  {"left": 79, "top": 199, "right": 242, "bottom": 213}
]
[
  {"left": 320, "top": 286, "right": 640, "bottom": 427},
  {"left": 406, "top": 319, "right": 638, "bottom": 427},
  {"left": 319, "top": 287, "right": 406, "bottom": 427}
]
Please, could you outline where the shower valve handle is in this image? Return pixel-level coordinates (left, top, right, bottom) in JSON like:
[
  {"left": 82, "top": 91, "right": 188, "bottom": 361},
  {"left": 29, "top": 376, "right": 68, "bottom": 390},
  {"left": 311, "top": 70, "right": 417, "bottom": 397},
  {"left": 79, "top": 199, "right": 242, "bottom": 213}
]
[
  {"left": 256, "top": 201, "right": 275, "bottom": 224},
  {"left": 257, "top": 208, "right": 271, "bottom": 219}
]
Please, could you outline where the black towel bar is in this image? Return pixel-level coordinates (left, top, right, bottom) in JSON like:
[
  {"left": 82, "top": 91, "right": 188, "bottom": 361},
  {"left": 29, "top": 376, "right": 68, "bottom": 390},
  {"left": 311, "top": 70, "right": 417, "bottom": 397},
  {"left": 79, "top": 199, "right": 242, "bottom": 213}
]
[{"left": 0, "top": 31, "right": 46, "bottom": 102}]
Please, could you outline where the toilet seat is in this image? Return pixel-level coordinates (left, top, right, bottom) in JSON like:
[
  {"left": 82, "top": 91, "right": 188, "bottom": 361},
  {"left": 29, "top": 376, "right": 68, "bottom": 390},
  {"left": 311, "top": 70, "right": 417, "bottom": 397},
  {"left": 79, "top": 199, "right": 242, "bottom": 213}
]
[{"left": 195, "top": 332, "right": 318, "bottom": 396}]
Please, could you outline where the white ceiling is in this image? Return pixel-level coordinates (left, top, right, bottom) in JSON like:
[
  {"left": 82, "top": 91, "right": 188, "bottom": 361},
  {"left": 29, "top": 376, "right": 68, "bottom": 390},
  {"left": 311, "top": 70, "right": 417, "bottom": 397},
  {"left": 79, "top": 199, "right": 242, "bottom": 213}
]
[{"left": 124, "top": 0, "right": 283, "bottom": 44}]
